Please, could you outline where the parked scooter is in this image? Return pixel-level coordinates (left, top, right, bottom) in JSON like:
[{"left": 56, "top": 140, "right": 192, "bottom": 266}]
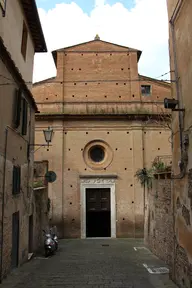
[
  {"left": 51, "top": 232, "right": 58, "bottom": 250},
  {"left": 50, "top": 226, "right": 58, "bottom": 250},
  {"left": 42, "top": 229, "right": 56, "bottom": 257}
]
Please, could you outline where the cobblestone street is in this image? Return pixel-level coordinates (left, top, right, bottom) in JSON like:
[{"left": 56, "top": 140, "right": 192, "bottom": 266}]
[{"left": 0, "top": 239, "right": 177, "bottom": 288}]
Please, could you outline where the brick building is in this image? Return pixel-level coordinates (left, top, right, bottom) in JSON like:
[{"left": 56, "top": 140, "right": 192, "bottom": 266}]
[
  {"left": 0, "top": 0, "right": 46, "bottom": 280},
  {"left": 32, "top": 36, "right": 171, "bottom": 239},
  {"left": 166, "top": 0, "right": 192, "bottom": 287}
]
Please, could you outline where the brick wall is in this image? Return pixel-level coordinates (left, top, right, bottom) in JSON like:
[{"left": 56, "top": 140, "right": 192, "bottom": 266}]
[{"left": 145, "top": 173, "right": 173, "bottom": 268}]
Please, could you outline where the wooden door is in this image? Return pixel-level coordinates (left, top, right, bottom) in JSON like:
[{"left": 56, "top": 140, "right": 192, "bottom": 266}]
[{"left": 86, "top": 188, "right": 111, "bottom": 237}]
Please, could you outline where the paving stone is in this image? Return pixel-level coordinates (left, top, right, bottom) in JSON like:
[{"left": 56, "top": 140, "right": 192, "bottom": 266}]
[{"left": 0, "top": 239, "right": 178, "bottom": 288}]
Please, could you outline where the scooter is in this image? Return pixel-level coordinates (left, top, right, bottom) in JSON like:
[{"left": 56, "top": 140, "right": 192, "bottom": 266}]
[
  {"left": 51, "top": 231, "right": 58, "bottom": 250},
  {"left": 42, "top": 229, "right": 56, "bottom": 257}
]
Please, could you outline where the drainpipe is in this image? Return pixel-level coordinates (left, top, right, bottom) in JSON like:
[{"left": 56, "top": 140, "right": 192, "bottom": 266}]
[
  {"left": 169, "top": 0, "right": 184, "bottom": 281},
  {"left": 169, "top": 0, "right": 186, "bottom": 180},
  {"left": 0, "top": 128, "right": 8, "bottom": 283},
  {"left": 62, "top": 52, "right": 65, "bottom": 238}
]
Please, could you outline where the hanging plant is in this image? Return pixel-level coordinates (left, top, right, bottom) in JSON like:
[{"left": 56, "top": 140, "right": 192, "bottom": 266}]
[
  {"left": 134, "top": 168, "right": 153, "bottom": 189},
  {"left": 152, "top": 159, "right": 169, "bottom": 173}
]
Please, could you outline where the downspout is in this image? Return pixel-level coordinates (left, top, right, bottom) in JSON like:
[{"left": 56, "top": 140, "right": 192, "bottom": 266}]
[
  {"left": 169, "top": 0, "right": 186, "bottom": 180},
  {"left": 62, "top": 52, "right": 65, "bottom": 238},
  {"left": 0, "top": 128, "right": 8, "bottom": 283},
  {"left": 142, "top": 129, "right": 145, "bottom": 238},
  {"left": 169, "top": 0, "right": 185, "bottom": 281}
]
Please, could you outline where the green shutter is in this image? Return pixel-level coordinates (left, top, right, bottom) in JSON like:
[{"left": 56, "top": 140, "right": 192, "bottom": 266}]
[
  {"left": 22, "top": 98, "right": 28, "bottom": 135},
  {"left": 12, "top": 166, "right": 21, "bottom": 194},
  {"left": 17, "top": 166, "right": 21, "bottom": 193},
  {"left": 12, "top": 166, "right": 17, "bottom": 194},
  {"left": 13, "top": 89, "right": 22, "bottom": 128}
]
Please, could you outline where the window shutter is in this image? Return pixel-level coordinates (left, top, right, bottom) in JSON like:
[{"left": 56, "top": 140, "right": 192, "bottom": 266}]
[
  {"left": 22, "top": 98, "right": 28, "bottom": 135},
  {"left": 17, "top": 166, "right": 21, "bottom": 193},
  {"left": 12, "top": 166, "right": 21, "bottom": 194},
  {"left": 13, "top": 89, "right": 22, "bottom": 128},
  {"left": 12, "top": 166, "right": 17, "bottom": 194}
]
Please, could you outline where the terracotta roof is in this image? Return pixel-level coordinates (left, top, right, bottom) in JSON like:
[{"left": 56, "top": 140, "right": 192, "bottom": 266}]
[
  {"left": 52, "top": 39, "right": 142, "bottom": 66},
  {"left": 139, "top": 75, "right": 171, "bottom": 87},
  {"left": 20, "top": 0, "right": 47, "bottom": 52}
]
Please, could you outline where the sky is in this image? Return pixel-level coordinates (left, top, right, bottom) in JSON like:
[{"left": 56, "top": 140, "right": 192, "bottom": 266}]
[{"left": 33, "top": 0, "right": 170, "bottom": 83}]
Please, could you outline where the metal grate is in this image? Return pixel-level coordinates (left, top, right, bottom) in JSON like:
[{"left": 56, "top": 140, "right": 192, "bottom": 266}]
[{"left": 143, "top": 264, "right": 169, "bottom": 274}]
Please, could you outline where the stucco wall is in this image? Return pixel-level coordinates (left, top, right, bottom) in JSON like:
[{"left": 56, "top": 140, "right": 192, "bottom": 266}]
[
  {"left": 0, "top": 0, "right": 35, "bottom": 84},
  {"left": 0, "top": 58, "right": 36, "bottom": 278}
]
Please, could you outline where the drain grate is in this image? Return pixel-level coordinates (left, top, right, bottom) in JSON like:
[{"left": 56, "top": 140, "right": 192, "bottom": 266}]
[
  {"left": 143, "top": 264, "right": 169, "bottom": 274},
  {"left": 150, "top": 267, "right": 169, "bottom": 274},
  {"left": 102, "top": 244, "right": 109, "bottom": 247}
]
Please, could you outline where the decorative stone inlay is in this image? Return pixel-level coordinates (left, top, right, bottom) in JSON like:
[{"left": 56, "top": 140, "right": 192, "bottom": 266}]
[{"left": 81, "top": 178, "right": 116, "bottom": 184}]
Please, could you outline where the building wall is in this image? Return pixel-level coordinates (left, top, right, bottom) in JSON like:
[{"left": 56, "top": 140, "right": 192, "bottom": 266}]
[
  {"left": 0, "top": 0, "right": 35, "bottom": 84},
  {"left": 145, "top": 174, "right": 173, "bottom": 269},
  {"left": 33, "top": 38, "right": 172, "bottom": 238},
  {"left": 167, "top": 0, "right": 192, "bottom": 287},
  {"left": 32, "top": 41, "right": 171, "bottom": 115},
  {"left": 0, "top": 56, "right": 35, "bottom": 278},
  {"left": 35, "top": 118, "right": 171, "bottom": 238}
]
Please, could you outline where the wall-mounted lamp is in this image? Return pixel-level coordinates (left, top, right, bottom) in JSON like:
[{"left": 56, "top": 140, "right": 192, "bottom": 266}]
[
  {"left": 28, "top": 127, "right": 54, "bottom": 157},
  {"left": 42, "top": 127, "right": 54, "bottom": 147}
]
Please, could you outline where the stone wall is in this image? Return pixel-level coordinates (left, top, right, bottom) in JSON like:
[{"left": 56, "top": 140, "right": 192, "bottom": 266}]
[{"left": 145, "top": 173, "right": 173, "bottom": 268}]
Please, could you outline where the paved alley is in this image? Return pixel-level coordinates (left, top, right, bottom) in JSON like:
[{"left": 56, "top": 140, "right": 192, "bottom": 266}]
[{"left": 0, "top": 239, "right": 177, "bottom": 288}]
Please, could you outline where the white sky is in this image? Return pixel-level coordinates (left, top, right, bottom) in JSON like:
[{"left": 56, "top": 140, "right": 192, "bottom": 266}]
[{"left": 33, "top": 0, "right": 170, "bottom": 83}]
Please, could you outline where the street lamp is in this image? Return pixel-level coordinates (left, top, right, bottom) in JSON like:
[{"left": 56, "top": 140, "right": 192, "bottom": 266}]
[
  {"left": 28, "top": 127, "right": 54, "bottom": 156},
  {"left": 43, "top": 127, "right": 53, "bottom": 148}
]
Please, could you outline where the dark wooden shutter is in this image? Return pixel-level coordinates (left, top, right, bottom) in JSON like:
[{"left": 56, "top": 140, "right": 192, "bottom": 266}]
[
  {"left": 12, "top": 166, "right": 21, "bottom": 194},
  {"left": 17, "top": 166, "right": 21, "bottom": 193},
  {"left": 12, "top": 166, "right": 17, "bottom": 194},
  {"left": 22, "top": 98, "right": 28, "bottom": 135},
  {"left": 13, "top": 89, "right": 22, "bottom": 128}
]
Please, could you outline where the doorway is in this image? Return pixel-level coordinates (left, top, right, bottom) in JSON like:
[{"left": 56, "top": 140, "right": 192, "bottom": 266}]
[
  {"left": 28, "top": 215, "right": 33, "bottom": 253},
  {"left": 86, "top": 188, "right": 111, "bottom": 237},
  {"left": 11, "top": 211, "right": 19, "bottom": 269}
]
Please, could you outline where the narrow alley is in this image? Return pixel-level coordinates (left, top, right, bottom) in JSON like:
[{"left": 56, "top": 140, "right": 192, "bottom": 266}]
[{"left": 0, "top": 239, "right": 177, "bottom": 288}]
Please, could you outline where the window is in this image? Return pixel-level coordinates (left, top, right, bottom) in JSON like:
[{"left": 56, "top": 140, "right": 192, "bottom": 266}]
[
  {"left": 141, "top": 85, "right": 151, "bottom": 96},
  {"left": 0, "top": 0, "right": 6, "bottom": 16},
  {"left": 89, "top": 145, "right": 105, "bottom": 163},
  {"left": 22, "top": 98, "right": 28, "bottom": 135},
  {"left": 12, "top": 166, "right": 21, "bottom": 195},
  {"left": 21, "top": 21, "right": 28, "bottom": 60},
  {"left": 13, "top": 89, "right": 22, "bottom": 129}
]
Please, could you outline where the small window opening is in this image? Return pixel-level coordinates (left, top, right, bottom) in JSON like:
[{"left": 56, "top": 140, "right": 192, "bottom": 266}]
[{"left": 141, "top": 85, "right": 151, "bottom": 96}]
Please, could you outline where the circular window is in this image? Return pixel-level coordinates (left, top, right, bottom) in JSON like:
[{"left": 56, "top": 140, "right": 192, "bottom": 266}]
[
  {"left": 89, "top": 145, "right": 105, "bottom": 163},
  {"left": 83, "top": 140, "right": 113, "bottom": 170}
]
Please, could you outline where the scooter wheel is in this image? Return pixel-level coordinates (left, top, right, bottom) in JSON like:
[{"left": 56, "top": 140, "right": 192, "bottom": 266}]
[{"left": 45, "top": 250, "right": 50, "bottom": 257}]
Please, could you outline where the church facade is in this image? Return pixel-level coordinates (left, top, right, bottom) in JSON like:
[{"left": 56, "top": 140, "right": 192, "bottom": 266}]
[{"left": 32, "top": 36, "right": 171, "bottom": 238}]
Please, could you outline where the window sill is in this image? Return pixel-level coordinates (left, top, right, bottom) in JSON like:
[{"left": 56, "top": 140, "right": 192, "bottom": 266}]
[{"left": 12, "top": 193, "right": 21, "bottom": 198}]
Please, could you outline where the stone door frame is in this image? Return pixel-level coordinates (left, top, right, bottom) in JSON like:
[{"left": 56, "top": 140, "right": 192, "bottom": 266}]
[{"left": 80, "top": 176, "right": 117, "bottom": 239}]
